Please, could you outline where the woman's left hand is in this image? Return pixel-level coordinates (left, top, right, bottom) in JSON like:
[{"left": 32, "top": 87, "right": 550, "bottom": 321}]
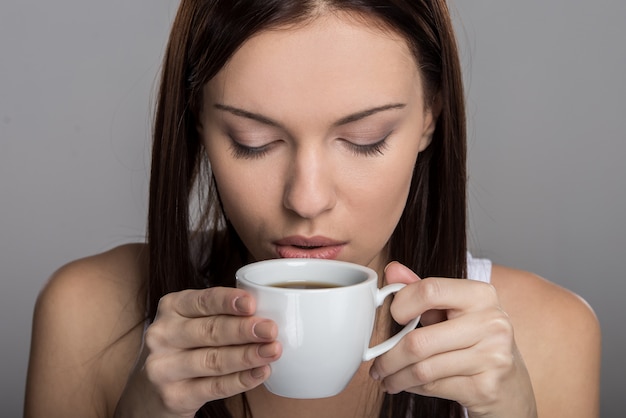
[{"left": 370, "top": 261, "right": 538, "bottom": 418}]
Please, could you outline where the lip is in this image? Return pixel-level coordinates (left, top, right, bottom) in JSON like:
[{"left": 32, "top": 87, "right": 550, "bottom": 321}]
[{"left": 273, "top": 236, "right": 346, "bottom": 259}]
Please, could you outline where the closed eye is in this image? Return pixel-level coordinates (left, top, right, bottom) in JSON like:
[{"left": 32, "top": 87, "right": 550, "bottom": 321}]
[
  {"left": 228, "top": 132, "right": 392, "bottom": 159},
  {"left": 343, "top": 132, "right": 392, "bottom": 157},
  {"left": 228, "top": 136, "right": 277, "bottom": 159}
]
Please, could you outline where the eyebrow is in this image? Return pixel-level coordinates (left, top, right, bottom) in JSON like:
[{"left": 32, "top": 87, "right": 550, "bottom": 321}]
[{"left": 213, "top": 103, "right": 406, "bottom": 128}]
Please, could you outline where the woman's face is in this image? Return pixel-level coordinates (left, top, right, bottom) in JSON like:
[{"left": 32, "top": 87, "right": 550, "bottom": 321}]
[{"left": 199, "top": 12, "right": 437, "bottom": 273}]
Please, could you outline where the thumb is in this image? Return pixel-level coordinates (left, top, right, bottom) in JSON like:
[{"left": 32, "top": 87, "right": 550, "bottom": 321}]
[
  {"left": 383, "top": 261, "right": 421, "bottom": 285},
  {"left": 385, "top": 262, "right": 447, "bottom": 327}
]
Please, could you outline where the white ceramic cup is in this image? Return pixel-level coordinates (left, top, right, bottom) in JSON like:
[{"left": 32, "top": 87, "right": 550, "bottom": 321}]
[{"left": 235, "top": 258, "right": 420, "bottom": 399}]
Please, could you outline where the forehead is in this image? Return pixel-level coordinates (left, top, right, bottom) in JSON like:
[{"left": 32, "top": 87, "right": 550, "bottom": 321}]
[{"left": 205, "top": 12, "right": 424, "bottom": 121}]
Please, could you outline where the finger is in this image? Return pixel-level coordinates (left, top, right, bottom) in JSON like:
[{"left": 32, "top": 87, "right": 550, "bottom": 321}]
[
  {"left": 161, "top": 366, "right": 272, "bottom": 410},
  {"left": 380, "top": 346, "right": 479, "bottom": 395},
  {"left": 371, "top": 311, "right": 484, "bottom": 379},
  {"left": 401, "top": 374, "right": 476, "bottom": 408},
  {"left": 158, "top": 287, "right": 255, "bottom": 319},
  {"left": 169, "top": 315, "right": 278, "bottom": 348},
  {"left": 383, "top": 261, "right": 421, "bottom": 285},
  {"left": 149, "top": 342, "right": 282, "bottom": 381},
  {"left": 403, "top": 362, "right": 521, "bottom": 411},
  {"left": 383, "top": 261, "right": 444, "bottom": 326},
  {"left": 390, "top": 277, "right": 499, "bottom": 325}
]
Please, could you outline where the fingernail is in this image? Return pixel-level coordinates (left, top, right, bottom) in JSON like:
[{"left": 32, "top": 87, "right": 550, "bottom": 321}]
[
  {"left": 258, "top": 343, "right": 278, "bottom": 358},
  {"left": 370, "top": 369, "right": 381, "bottom": 381},
  {"left": 252, "top": 321, "right": 275, "bottom": 340},
  {"left": 251, "top": 366, "right": 267, "bottom": 379},
  {"left": 234, "top": 296, "right": 251, "bottom": 314}
]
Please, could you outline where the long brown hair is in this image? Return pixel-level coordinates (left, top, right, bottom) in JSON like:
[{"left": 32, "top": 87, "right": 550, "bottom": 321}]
[{"left": 147, "top": 1, "right": 466, "bottom": 416}]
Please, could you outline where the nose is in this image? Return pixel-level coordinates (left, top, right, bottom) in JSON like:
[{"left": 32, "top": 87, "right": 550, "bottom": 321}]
[{"left": 283, "top": 144, "right": 336, "bottom": 219}]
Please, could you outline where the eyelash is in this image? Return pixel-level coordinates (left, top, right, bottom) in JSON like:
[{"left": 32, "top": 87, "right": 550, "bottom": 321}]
[
  {"left": 344, "top": 134, "right": 391, "bottom": 157},
  {"left": 228, "top": 133, "right": 392, "bottom": 160},
  {"left": 229, "top": 141, "right": 272, "bottom": 160}
]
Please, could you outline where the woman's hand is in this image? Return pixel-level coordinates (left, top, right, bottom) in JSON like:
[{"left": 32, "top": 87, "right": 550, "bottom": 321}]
[
  {"left": 115, "top": 287, "right": 282, "bottom": 418},
  {"left": 370, "top": 262, "right": 537, "bottom": 418}
]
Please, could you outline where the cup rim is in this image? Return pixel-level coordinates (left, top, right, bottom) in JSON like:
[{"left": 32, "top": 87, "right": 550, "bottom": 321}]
[{"left": 235, "top": 258, "right": 377, "bottom": 292}]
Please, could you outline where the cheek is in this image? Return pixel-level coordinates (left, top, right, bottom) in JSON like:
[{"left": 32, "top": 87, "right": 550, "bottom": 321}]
[
  {"left": 373, "top": 170, "right": 412, "bottom": 230},
  {"left": 205, "top": 145, "right": 245, "bottom": 218},
  {"left": 212, "top": 165, "right": 256, "bottom": 219},
  {"left": 351, "top": 154, "right": 416, "bottom": 239},
  {"left": 209, "top": 153, "right": 281, "bottom": 230},
  {"left": 372, "top": 151, "right": 415, "bottom": 209}
]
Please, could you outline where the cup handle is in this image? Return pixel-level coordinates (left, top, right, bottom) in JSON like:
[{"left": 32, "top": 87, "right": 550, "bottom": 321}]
[{"left": 362, "top": 283, "right": 420, "bottom": 361}]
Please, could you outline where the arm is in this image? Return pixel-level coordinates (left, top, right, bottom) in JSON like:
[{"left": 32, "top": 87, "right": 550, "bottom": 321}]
[
  {"left": 492, "top": 265, "right": 601, "bottom": 417},
  {"left": 24, "top": 246, "right": 146, "bottom": 417}
]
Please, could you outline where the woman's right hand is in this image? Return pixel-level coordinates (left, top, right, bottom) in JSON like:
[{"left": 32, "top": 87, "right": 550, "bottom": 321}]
[{"left": 115, "top": 287, "right": 281, "bottom": 418}]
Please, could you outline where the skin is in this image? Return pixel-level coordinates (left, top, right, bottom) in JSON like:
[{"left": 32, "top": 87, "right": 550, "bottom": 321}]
[
  {"left": 200, "top": 14, "right": 434, "bottom": 272},
  {"left": 24, "top": 11, "right": 601, "bottom": 418}
]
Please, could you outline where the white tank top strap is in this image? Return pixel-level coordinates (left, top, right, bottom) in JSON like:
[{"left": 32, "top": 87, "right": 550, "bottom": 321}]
[{"left": 467, "top": 252, "right": 492, "bottom": 284}]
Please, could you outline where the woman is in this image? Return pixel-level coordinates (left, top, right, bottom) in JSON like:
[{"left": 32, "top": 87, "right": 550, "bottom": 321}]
[{"left": 24, "top": 1, "right": 600, "bottom": 417}]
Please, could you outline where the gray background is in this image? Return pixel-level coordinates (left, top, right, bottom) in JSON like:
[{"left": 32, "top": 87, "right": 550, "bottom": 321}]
[{"left": 1, "top": 1, "right": 623, "bottom": 417}]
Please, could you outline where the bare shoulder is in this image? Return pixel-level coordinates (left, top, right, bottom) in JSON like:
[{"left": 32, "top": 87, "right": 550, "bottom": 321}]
[
  {"left": 491, "top": 264, "right": 601, "bottom": 417},
  {"left": 44, "top": 242, "right": 145, "bottom": 292},
  {"left": 490, "top": 264, "right": 599, "bottom": 329},
  {"left": 25, "top": 243, "right": 148, "bottom": 418},
  {"left": 35, "top": 243, "right": 148, "bottom": 333},
  {"left": 490, "top": 264, "right": 600, "bottom": 346}
]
